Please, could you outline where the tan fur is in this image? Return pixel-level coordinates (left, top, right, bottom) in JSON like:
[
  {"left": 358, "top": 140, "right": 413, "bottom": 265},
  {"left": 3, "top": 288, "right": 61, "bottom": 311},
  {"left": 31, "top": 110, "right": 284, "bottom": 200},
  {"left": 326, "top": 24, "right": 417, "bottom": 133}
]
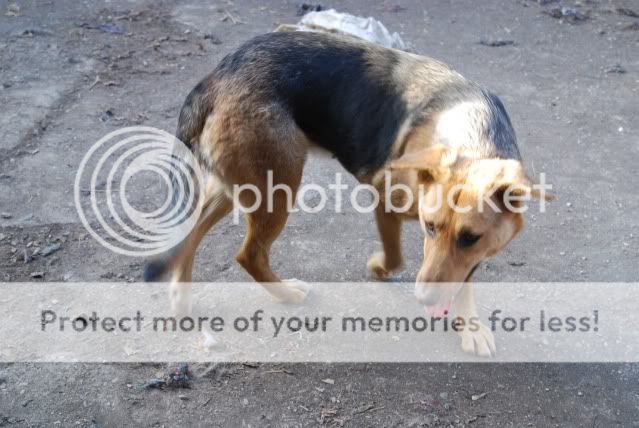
[
  {"left": 169, "top": 77, "right": 312, "bottom": 308},
  {"left": 383, "top": 144, "right": 550, "bottom": 356},
  {"left": 391, "top": 53, "right": 463, "bottom": 108},
  {"left": 387, "top": 145, "right": 542, "bottom": 284}
]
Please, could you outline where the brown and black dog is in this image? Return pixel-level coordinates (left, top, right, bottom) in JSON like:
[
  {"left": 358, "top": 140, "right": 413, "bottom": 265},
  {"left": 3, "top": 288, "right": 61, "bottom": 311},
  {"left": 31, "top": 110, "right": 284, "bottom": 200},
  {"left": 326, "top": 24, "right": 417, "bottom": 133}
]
[{"left": 144, "top": 31, "right": 552, "bottom": 356}]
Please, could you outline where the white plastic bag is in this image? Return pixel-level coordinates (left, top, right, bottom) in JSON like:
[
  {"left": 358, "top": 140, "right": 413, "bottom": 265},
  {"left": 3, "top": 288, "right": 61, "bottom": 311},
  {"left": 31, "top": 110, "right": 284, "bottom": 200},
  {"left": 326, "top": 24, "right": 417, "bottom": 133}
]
[{"left": 277, "top": 9, "right": 410, "bottom": 51}]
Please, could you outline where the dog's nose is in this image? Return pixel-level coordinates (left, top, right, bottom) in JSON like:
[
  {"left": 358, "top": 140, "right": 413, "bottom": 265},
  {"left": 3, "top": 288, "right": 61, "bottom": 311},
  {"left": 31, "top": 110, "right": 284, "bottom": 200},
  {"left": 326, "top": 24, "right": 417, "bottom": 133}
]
[{"left": 414, "top": 283, "right": 440, "bottom": 306}]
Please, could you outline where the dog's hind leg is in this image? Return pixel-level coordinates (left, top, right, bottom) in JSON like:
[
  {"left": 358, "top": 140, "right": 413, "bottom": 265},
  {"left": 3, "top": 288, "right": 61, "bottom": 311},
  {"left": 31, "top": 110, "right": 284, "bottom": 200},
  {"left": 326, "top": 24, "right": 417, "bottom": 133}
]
[
  {"left": 201, "top": 96, "right": 309, "bottom": 302},
  {"left": 234, "top": 167, "right": 309, "bottom": 303},
  {"left": 169, "top": 175, "right": 233, "bottom": 314}
]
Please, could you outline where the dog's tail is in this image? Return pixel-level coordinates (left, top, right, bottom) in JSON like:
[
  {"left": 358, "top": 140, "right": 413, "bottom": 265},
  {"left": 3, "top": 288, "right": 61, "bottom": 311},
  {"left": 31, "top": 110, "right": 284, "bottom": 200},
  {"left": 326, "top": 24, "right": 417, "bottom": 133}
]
[
  {"left": 175, "top": 76, "right": 215, "bottom": 148},
  {"left": 143, "top": 249, "right": 179, "bottom": 282},
  {"left": 143, "top": 77, "right": 215, "bottom": 282}
]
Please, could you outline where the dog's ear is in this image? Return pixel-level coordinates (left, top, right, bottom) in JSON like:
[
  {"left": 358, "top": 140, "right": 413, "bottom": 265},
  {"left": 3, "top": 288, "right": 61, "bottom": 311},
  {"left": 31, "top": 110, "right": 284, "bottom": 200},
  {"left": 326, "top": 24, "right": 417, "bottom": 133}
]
[
  {"left": 529, "top": 184, "right": 555, "bottom": 201},
  {"left": 390, "top": 144, "right": 457, "bottom": 182},
  {"left": 493, "top": 161, "right": 555, "bottom": 211}
]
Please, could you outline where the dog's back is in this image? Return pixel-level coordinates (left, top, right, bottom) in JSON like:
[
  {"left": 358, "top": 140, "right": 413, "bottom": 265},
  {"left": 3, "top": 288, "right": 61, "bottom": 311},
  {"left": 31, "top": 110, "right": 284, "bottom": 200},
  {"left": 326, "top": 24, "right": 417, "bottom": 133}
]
[
  {"left": 209, "top": 32, "right": 409, "bottom": 175},
  {"left": 205, "top": 32, "right": 519, "bottom": 171}
]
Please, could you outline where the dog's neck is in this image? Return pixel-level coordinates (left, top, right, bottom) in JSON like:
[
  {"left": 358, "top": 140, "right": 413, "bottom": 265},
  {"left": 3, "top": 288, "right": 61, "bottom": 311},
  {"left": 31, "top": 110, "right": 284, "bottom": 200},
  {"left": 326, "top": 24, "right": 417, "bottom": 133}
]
[{"left": 434, "top": 100, "right": 520, "bottom": 161}]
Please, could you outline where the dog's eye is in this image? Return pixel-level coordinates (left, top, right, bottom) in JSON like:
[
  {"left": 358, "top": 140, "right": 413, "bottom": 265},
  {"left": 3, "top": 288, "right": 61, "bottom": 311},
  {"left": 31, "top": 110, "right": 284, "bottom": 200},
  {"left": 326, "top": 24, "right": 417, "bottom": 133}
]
[{"left": 457, "top": 231, "right": 481, "bottom": 248}]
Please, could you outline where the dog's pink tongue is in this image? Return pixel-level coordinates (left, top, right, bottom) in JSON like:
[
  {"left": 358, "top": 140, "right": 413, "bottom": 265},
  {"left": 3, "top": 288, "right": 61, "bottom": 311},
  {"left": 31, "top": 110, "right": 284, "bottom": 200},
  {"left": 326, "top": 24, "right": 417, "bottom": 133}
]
[{"left": 425, "top": 301, "right": 451, "bottom": 319}]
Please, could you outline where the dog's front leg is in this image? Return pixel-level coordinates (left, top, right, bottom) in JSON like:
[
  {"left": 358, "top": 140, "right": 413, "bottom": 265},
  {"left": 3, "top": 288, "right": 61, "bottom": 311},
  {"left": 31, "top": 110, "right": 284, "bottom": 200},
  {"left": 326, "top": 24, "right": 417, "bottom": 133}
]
[
  {"left": 169, "top": 265, "right": 193, "bottom": 317},
  {"left": 455, "top": 282, "right": 496, "bottom": 357},
  {"left": 367, "top": 207, "right": 404, "bottom": 279}
]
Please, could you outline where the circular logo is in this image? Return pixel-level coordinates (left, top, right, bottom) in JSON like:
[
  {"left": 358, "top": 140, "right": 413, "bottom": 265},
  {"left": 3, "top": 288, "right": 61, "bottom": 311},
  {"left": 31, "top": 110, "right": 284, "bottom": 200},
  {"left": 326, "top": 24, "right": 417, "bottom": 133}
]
[{"left": 74, "top": 126, "right": 205, "bottom": 257}]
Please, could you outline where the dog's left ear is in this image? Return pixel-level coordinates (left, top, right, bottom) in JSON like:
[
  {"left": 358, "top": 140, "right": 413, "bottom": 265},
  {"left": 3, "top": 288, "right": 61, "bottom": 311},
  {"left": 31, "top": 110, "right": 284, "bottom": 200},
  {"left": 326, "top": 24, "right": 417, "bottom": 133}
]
[
  {"left": 494, "top": 161, "right": 555, "bottom": 208},
  {"left": 390, "top": 144, "right": 457, "bottom": 182}
]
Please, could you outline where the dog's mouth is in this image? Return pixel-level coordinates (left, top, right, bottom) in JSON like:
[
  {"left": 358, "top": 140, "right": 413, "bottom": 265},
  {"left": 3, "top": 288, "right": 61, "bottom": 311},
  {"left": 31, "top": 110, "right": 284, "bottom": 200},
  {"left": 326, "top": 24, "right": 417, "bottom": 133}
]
[
  {"left": 421, "top": 264, "right": 479, "bottom": 318},
  {"left": 465, "top": 263, "right": 480, "bottom": 282},
  {"left": 425, "top": 300, "right": 452, "bottom": 319}
]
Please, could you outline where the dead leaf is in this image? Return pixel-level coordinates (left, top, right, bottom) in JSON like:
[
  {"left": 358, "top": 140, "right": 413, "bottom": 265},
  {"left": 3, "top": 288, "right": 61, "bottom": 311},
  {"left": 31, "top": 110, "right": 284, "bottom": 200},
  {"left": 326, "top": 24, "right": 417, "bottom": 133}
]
[{"left": 320, "top": 408, "right": 338, "bottom": 424}]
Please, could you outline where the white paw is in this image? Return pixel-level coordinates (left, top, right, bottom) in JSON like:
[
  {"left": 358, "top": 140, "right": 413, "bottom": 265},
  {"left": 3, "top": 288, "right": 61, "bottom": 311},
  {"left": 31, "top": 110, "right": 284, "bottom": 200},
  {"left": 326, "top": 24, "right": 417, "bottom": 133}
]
[
  {"left": 460, "top": 322, "right": 496, "bottom": 357},
  {"left": 280, "top": 279, "right": 311, "bottom": 303},
  {"left": 367, "top": 253, "right": 389, "bottom": 279},
  {"left": 170, "top": 285, "right": 193, "bottom": 317},
  {"left": 367, "top": 253, "right": 402, "bottom": 280}
]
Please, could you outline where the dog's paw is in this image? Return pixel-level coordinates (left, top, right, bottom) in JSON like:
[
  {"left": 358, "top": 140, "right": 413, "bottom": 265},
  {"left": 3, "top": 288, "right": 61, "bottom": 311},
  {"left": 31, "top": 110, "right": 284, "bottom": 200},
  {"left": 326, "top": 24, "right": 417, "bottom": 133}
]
[
  {"left": 280, "top": 279, "right": 311, "bottom": 303},
  {"left": 170, "top": 284, "right": 193, "bottom": 317},
  {"left": 460, "top": 322, "right": 496, "bottom": 357},
  {"left": 367, "top": 252, "right": 402, "bottom": 280},
  {"left": 367, "top": 253, "right": 388, "bottom": 279}
]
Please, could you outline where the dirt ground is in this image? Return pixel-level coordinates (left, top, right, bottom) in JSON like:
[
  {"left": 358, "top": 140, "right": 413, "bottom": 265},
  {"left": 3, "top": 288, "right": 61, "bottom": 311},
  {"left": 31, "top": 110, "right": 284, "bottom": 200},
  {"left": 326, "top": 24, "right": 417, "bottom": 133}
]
[{"left": 0, "top": 0, "right": 638, "bottom": 426}]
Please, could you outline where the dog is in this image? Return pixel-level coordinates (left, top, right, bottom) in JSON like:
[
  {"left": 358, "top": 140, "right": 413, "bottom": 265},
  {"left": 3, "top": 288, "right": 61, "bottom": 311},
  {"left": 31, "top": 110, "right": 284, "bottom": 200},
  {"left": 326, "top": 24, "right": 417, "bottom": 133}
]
[{"left": 144, "top": 31, "right": 552, "bottom": 356}]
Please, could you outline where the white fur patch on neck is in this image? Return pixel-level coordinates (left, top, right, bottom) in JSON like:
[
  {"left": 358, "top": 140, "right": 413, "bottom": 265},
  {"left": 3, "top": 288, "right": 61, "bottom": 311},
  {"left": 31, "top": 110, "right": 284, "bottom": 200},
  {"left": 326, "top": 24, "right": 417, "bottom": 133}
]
[{"left": 435, "top": 101, "right": 487, "bottom": 150}]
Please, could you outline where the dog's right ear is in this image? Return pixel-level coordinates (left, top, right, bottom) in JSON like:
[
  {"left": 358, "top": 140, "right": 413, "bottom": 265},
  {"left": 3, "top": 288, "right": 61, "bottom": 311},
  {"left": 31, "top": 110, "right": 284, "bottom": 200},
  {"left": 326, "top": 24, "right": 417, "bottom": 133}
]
[{"left": 390, "top": 144, "right": 457, "bottom": 182}]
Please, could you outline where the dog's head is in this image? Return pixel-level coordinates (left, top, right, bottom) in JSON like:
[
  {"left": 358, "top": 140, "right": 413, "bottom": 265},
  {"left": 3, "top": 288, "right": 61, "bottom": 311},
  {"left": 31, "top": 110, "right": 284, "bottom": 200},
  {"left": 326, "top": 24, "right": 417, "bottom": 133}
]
[{"left": 391, "top": 144, "right": 553, "bottom": 316}]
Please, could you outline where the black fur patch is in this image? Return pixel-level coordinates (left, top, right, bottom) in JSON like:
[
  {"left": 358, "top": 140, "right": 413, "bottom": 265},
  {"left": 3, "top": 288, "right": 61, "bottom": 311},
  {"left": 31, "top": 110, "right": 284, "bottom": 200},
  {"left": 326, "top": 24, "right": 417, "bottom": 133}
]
[
  {"left": 484, "top": 92, "right": 521, "bottom": 160},
  {"left": 216, "top": 32, "right": 408, "bottom": 175}
]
